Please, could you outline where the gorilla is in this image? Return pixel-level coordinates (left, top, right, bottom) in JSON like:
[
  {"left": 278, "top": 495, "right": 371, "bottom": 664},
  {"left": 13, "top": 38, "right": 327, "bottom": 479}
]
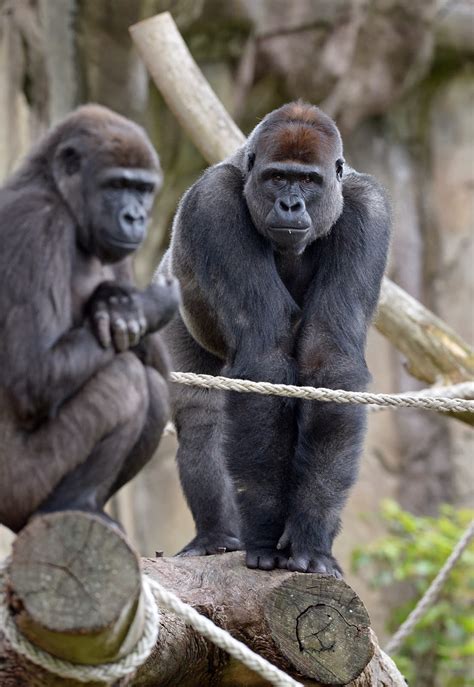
[
  {"left": 0, "top": 105, "right": 180, "bottom": 533},
  {"left": 158, "top": 101, "right": 390, "bottom": 576}
]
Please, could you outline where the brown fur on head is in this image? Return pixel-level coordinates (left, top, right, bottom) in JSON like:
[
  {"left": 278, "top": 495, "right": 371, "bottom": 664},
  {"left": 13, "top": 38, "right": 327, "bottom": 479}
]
[
  {"left": 243, "top": 101, "right": 345, "bottom": 251},
  {"left": 13, "top": 104, "right": 160, "bottom": 182},
  {"left": 247, "top": 100, "right": 343, "bottom": 167}
]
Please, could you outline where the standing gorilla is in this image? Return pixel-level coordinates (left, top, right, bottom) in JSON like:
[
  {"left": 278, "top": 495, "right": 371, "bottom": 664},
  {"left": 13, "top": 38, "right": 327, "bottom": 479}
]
[
  {"left": 0, "top": 105, "right": 180, "bottom": 533},
  {"left": 159, "top": 101, "right": 390, "bottom": 576}
]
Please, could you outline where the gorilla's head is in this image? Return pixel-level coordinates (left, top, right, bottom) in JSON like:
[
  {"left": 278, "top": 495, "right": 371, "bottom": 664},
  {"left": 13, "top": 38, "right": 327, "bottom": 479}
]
[
  {"left": 45, "top": 105, "right": 162, "bottom": 263},
  {"left": 243, "top": 101, "right": 344, "bottom": 254}
]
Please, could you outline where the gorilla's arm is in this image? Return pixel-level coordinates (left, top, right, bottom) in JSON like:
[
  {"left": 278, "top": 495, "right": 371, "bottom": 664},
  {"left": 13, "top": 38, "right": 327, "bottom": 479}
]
[
  {"left": 283, "top": 172, "right": 391, "bottom": 573},
  {"left": 170, "top": 164, "right": 299, "bottom": 363},
  {"left": 0, "top": 204, "right": 115, "bottom": 426}
]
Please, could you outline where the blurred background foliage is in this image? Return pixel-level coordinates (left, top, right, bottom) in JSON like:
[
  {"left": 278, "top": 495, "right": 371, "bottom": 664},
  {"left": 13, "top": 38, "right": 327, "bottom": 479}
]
[
  {"left": 353, "top": 502, "right": 474, "bottom": 686},
  {"left": 0, "top": 0, "right": 472, "bottom": 672}
]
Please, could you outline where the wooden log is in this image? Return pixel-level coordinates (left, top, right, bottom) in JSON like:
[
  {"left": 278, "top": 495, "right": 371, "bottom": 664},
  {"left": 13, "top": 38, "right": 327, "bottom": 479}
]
[
  {"left": 1, "top": 541, "right": 406, "bottom": 686},
  {"left": 129, "top": 12, "right": 474, "bottom": 424},
  {"left": 132, "top": 552, "right": 406, "bottom": 686},
  {"left": 0, "top": 511, "right": 144, "bottom": 687}
]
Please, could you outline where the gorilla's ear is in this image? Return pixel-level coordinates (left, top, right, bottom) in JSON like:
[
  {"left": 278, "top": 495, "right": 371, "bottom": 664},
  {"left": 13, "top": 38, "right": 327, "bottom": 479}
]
[
  {"left": 52, "top": 142, "right": 84, "bottom": 224},
  {"left": 56, "top": 144, "right": 82, "bottom": 176},
  {"left": 336, "top": 158, "right": 344, "bottom": 181},
  {"left": 247, "top": 152, "right": 256, "bottom": 172}
]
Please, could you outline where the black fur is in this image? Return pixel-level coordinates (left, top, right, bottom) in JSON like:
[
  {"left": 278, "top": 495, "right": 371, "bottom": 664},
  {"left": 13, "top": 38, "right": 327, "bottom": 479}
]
[
  {"left": 159, "top": 102, "right": 390, "bottom": 575},
  {"left": 0, "top": 104, "right": 180, "bottom": 533}
]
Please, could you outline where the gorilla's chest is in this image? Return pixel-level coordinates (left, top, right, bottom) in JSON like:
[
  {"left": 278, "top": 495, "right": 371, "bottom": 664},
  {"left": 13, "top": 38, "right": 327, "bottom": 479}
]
[
  {"left": 274, "top": 250, "right": 316, "bottom": 308},
  {"left": 71, "top": 253, "right": 115, "bottom": 326}
]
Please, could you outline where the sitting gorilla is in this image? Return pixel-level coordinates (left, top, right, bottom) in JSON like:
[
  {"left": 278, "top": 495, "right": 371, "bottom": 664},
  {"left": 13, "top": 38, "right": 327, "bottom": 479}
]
[
  {"left": 158, "top": 101, "right": 390, "bottom": 576},
  {"left": 0, "top": 105, "right": 180, "bottom": 532}
]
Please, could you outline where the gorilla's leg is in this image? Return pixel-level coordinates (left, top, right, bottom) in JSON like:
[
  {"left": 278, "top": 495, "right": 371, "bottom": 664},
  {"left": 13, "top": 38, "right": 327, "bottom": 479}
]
[
  {"left": 33, "top": 353, "right": 150, "bottom": 522},
  {"left": 225, "top": 351, "right": 296, "bottom": 570},
  {"left": 283, "top": 346, "right": 369, "bottom": 577},
  {"left": 163, "top": 316, "right": 241, "bottom": 556},
  {"left": 106, "top": 364, "right": 169, "bottom": 497}
]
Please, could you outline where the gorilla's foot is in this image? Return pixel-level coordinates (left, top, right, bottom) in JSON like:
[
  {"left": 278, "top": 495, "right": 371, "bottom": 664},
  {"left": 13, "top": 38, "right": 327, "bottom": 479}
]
[
  {"left": 287, "top": 551, "right": 343, "bottom": 578},
  {"left": 245, "top": 548, "right": 289, "bottom": 571},
  {"left": 177, "top": 533, "right": 242, "bottom": 557}
]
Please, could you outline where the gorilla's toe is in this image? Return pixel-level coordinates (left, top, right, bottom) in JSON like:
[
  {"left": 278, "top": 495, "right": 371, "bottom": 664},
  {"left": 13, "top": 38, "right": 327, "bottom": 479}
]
[
  {"left": 246, "top": 548, "right": 288, "bottom": 571},
  {"left": 288, "top": 553, "right": 343, "bottom": 577}
]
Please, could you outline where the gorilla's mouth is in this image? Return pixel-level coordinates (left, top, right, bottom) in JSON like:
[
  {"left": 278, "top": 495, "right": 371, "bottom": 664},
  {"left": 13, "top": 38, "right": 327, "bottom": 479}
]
[
  {"left": 268, "top": 226, "right": 310, "bottom": 246},
  {"left": 106, "top": 236, "right": 141, "bottom": 248},
  {"left": 102, "top": 233, "right": 142, "bottom": 251}
]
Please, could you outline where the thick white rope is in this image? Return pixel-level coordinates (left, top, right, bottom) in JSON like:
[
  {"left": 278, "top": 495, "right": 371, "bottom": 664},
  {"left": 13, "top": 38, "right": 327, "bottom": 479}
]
[
  {"left": 0, "top": 558, "right": 300, "bottom": 686},
  {"left": 169, "top": 372, "right": 474, "bottom": 413},
  {"left": 368, "top": 382, "right": 474, "bottom": 412},
  {"left": 385, "top": 519, "right": 474, "bottom": 655},
  {"left": 0, "top": 557, "right": 159, "bottom": 682},
  {"left": 147, "top": 578, "right": 302, "bottom": 687}
]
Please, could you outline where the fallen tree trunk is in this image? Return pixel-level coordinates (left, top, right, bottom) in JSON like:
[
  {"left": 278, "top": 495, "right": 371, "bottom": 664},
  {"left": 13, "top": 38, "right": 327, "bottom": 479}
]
[
  {"left": 129, "top": 12, "right": 474, "bottom": 426},
  {"left": 0, "top": 513, "right": 406, "bottom": 687},
  {"left": 135, "top": 553, "right": 406, "bottom": 687}
]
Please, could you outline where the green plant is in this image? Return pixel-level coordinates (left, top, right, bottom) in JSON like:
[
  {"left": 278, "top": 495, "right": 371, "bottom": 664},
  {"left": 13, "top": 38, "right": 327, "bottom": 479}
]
[{"left": 352, "top": 501, "right": 474, "bottom": 687}]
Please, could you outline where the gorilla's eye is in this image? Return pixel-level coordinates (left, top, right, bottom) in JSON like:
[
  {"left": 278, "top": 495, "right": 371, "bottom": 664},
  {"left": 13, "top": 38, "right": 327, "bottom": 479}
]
[
  {"left": 303, "top": 175, "right": 312, "bottom": 184},
  {"left": 109, "top": 178, "right": 127, "bottom": 190},
  {"left": 272, "top": 173, "right": 283, "bottom": 182}
]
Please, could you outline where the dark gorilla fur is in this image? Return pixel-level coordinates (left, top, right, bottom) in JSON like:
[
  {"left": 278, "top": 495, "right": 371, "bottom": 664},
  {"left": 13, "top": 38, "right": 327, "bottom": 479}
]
[
  {"left": 158, "top": 101, "right": 390, "bottom": 576},
  {"left": 0, "top": 104, "right": 180, "bottom": 533}
]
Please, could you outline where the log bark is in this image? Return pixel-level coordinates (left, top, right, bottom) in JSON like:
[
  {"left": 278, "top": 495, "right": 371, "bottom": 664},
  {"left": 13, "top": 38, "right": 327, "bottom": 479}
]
[
  {"left": 132, "top": 553, "right": 406, "bottom": 686},
  {"left": 0, "top": 518, "right": 406, "bottom": 687},
  {"left": 129, "top": 11, "right": 474, "bottom": 425}
]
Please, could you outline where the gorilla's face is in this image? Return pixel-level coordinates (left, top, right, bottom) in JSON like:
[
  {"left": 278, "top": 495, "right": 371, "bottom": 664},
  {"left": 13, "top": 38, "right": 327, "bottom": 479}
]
[
  {"left": 86, "top": 165, "right": 161, "bottom": 262},
  {"left": 243, "top": 120, "right": 344, "bottom": 255},
  {"left": 51, "top": 129, "right": 162, "bottom": 263}
]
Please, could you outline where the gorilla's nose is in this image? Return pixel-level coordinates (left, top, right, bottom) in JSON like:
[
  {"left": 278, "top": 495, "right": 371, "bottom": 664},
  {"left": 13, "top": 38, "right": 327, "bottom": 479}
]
[
  {"left": 275, "top": 195, "right": 306, "bottom": 221},
  {"left": 119, "top": 204, "right": 147, "bottom": 239}
]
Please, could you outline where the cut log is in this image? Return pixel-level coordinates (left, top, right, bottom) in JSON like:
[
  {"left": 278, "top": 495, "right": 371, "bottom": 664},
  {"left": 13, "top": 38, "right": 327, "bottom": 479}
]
[
  {"left": 129, "top": 11, "right": 474, "bottom": 426},
  {"left": 0, "top": 511, "right": 144, "bottom": 687},
  {"left": 1, "top": 527, "right": 406, "bottom": 687},
  {"left": 133, "top": 552, "right": 405, "bottom": 687}
]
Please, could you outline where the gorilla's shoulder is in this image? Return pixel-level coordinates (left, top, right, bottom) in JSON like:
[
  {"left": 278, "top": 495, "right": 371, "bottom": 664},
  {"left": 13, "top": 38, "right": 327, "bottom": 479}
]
[
  {"left": 342, "top": 170, "right": 390, "bottom": 224},
  {"left": 179, "top": 163, "right": 245, "bottom": 219},
  {"left": 197, "top": 162, "right": 244, "bottom": 196}
]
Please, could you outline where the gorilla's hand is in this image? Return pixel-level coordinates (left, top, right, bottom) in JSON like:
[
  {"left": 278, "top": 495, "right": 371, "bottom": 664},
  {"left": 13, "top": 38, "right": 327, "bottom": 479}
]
[
  {"left": 142, "top": 274, "right": 181, "bottom": 332},
  {"left": 87, "top": 282, "right": 147, "bottom": 352},
  {"left": 88, "top": 277, "right": 180, "bottom": 352}
]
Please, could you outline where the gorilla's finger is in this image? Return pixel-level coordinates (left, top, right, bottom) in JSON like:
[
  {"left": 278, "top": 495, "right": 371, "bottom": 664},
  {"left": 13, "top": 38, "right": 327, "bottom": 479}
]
[
  {"left": 277, "top": 526, "right": 290, "bottom": 550},
  {"left": 93, "top": 311, "right": 111, "bottom": 348},
  {"left": 128, "top": 320, "right": 141, "bottom": 347},
  {"left": 111, "top": 317, "right": 129, "bottom": 352},
  {"left": 138, "top": 316, "right": 147, "bottom": 337}
]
